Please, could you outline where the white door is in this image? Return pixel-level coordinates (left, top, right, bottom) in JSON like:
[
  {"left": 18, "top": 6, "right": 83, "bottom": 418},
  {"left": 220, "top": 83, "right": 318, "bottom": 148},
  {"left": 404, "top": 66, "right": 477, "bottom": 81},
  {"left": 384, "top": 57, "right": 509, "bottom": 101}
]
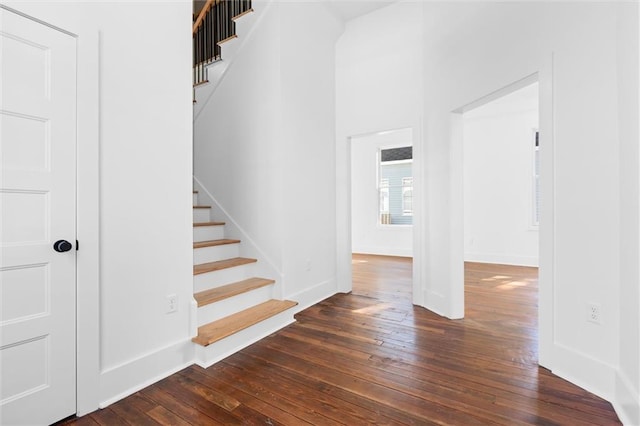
[{"left": 0, "top": 7, "right": 77, "bottom": 425}]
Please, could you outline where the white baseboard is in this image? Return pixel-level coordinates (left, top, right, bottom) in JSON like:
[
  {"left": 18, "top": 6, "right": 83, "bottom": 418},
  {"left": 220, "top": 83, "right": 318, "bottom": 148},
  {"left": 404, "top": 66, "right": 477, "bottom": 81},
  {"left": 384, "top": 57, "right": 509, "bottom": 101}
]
[
  {"left": 464, "top": 252, "right": 538, "bottom": 267},
  {"left": 423, "top": 289, "right": 450, "bottom": 318},
  {"left": 551, "top": 342, "right": 616, "bottom": 403},
  {"left": 287, "top": 278, "right": 337, "bottom": 312},
  {"left": 98, "top": 339, "right": 194, "bottom": 408},
  {"left": 352, "top": 246, "right": 413, "bottom": 258},
  {"left": 614, "top": 370, "right": 640, "bottom": 426}
]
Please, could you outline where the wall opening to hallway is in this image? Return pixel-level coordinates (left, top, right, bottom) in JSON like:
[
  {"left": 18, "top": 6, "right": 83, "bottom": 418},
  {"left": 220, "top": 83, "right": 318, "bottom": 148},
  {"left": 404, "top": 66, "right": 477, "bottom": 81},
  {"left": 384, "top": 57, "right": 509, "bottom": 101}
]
[
  {"left": 461, "top": 80, "right": 541, "bottom": 359},
  {"left": 350, "top": 128, "right": 414, "bottom": 301}
]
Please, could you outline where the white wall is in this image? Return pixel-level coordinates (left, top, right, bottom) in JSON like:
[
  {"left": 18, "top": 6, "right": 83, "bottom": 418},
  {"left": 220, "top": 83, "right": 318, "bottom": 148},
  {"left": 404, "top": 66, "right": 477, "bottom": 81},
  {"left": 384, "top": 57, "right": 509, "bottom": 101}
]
[
  {"left": 615, "top": 3, "right": 640, "bottom": 424},
  {"left": 463, "top": 83, "right": 539, "bottom": 267},
  {"left": 279, "top": 3, "right": 343, "bottom": 305},
  {"left": 336, "top": 1, "right": 639, "bottom": 420},
  {"left": 351, "top": 129, "right": 413, "bottom": 257},
  {"left": 94, "top": 2, "right": 193, "bottom": 405},
  {"left": 193, "top": 1, "right": 343, "bottom": 310},
  {"left": 4, "top": 0, "right": 194, "bottom": 413}
]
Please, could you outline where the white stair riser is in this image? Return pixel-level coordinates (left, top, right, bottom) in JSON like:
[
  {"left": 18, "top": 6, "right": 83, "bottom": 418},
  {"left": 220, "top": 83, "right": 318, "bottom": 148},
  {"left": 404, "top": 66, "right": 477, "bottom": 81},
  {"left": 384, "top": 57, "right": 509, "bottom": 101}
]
[
  {"left": 194, "top": 263, "right": 255, "bottom": 293},
  {"left": 193, "top": 208, "right": 211, "bottom": 222},
  {"left": 197, "top": 285, "right": 273, "bottom": 327},
  {"left": 194, "top": 311, "right": 296, "bottom": 368},
  {"left": 193, "top": 193, "right": 198, "bottom": 205},
  {"left": 193, "top": 225, "right": 225, "bottom": 242},
  {"left": 193, "top": 243, "right": 240, "bottom": 265}
]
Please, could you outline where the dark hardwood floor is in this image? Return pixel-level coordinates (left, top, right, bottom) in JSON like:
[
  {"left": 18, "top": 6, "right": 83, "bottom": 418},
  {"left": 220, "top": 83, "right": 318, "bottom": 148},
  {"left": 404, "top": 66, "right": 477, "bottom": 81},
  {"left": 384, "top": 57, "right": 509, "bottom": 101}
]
[{"left": 58, "top": 254, "right": 621, "bottom": 425}]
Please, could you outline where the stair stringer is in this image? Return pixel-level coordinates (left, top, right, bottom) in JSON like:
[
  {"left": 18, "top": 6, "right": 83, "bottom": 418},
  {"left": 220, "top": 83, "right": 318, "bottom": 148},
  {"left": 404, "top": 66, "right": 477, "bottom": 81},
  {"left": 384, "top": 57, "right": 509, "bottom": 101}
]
[{"left": 193, "top": 0, "right": 272, "bottom": 115}]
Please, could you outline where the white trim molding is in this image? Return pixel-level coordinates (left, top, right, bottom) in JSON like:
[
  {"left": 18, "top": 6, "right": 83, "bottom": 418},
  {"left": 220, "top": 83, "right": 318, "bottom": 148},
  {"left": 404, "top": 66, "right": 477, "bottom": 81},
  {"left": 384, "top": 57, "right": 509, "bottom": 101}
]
[
  {"left": 99, "top": 339, "right": 194, "bottom": 408},
  {"left": 614, "top": 370, "right": 640, "bottom": 426},
  {"left": 286, "top": 278, "right": 337, "bottom": 312},
  {"left": 552, "top": 343, "right": 616, "bottom": 403},
  {"left": 464, "top": 253, "right": 539, "bottom": 268}
]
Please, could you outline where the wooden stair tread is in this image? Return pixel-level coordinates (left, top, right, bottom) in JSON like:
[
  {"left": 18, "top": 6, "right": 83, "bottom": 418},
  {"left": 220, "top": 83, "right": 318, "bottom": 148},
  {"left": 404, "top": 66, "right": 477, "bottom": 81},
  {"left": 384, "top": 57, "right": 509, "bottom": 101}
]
[
  {"left": 194, "top": 277, "right": 275, "bottom": 307},
  {"left": 193, "top": 205, "right": 211, "bottom": 209},
  {"left": 194, "top": 221, "right": 225, "bottom": 227},
  {"left": 192, "top": 299, "right": 298, "bottom": 346},
  {"left": 194, "top": 257, "right": 257, "bottom": 275},
  {"left": 193, "top": 80, "right": 209, "bottom": 88},
  {"left": 232, "top": 8, "right": 254, "bottom": 21},
  {"left": 194, "top": 239, "right": 240, "bottom": 249},
  {"left": 217, "top": 34, "right": 238, "bottom": 46}
]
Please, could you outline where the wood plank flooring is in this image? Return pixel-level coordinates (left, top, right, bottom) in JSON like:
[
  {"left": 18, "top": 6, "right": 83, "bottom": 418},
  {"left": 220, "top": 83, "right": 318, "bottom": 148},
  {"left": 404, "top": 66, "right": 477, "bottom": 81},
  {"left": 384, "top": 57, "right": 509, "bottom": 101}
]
[{"left": 57, "top": 254, "right": 621, "bottom": 425}]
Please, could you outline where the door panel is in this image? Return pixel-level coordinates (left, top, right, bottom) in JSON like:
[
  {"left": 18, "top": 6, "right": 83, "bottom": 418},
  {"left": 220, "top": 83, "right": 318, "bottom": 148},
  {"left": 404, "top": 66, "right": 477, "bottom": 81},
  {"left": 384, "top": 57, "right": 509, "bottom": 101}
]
[{"left": 0, "top": 7, "right": 77, "bottom": 425}]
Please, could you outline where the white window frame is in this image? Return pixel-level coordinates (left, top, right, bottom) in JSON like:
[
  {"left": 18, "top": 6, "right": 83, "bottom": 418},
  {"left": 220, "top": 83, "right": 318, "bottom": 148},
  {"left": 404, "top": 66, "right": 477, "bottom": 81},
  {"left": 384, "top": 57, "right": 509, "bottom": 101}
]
[
  {"left": 402, "top": 177, "right": 413, "bottom": 216},
  {"left": 531, "top": 128, "right": 540, "bottom": 228},
  {"left": 379, "top": 177, "right": 390, "bottom": 214}
]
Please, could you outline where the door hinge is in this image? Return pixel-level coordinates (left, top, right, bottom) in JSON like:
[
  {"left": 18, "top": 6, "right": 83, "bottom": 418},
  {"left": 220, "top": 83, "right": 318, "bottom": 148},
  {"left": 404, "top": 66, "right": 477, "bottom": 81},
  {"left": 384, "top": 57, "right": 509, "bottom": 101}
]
[{"left": 76, "top": 240, "right": 79, "bottom": 251}]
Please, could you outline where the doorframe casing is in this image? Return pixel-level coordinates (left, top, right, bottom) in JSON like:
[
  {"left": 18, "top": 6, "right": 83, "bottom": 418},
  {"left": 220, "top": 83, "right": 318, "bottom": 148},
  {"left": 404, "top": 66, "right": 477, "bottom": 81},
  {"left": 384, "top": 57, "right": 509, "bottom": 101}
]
[
  {"left": 337, "top": 119, "right": 424, "bottom": 307},
  {"left": 448, "top": 65, "right": 555, "bottom": 369},
  {"left": 74, "top": 26, "right": 101, "bottom": 416}
]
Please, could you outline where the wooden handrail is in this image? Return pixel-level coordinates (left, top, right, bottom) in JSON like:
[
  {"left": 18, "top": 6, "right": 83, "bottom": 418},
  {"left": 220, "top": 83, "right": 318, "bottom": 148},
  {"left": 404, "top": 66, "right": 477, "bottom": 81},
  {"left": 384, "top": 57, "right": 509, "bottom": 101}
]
[{"left": 193, "top": 0, "right": 217, "bottom": 34}]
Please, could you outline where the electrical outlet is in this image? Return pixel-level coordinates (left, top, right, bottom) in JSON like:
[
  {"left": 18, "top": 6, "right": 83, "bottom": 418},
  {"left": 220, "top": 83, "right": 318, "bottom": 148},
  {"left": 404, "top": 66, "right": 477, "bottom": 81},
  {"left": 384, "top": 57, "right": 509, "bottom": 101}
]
[
  {"left": 166, "top": 294, "right": 178, "bottom": 313},
  {"left": 587, "top": 302, "right": 601, "bottom": 324}
]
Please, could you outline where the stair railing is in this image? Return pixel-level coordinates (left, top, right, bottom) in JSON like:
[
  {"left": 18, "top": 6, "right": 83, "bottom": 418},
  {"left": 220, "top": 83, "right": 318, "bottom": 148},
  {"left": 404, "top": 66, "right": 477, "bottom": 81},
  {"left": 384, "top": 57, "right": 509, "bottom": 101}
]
[{"left": 193, "top": 0, "right": 253, "bottom": 86}]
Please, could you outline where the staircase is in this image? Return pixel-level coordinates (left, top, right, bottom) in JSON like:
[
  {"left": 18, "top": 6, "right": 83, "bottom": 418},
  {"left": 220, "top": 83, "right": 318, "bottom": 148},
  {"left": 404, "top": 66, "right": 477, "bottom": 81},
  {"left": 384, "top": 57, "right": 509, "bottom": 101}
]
[{"left": 192, "top": 190, "right": 297, "bottom": 367}]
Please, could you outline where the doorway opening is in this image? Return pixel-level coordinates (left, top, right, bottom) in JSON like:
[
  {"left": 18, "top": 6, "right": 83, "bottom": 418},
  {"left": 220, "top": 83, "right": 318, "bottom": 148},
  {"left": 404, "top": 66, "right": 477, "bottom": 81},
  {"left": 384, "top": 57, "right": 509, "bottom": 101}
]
[
  {"left": 350, "top": 128, "right": 414, "bottom": 301},
  {"left": 461, "top": 81, "right": 540, "bottom": 359}
]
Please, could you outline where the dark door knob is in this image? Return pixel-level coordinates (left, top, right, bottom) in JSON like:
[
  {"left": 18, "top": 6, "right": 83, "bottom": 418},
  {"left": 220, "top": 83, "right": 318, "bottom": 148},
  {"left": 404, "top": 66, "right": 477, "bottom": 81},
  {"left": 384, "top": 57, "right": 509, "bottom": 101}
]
[{"left": 53, "top": 240, "right": 73, "bottom": 253}]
